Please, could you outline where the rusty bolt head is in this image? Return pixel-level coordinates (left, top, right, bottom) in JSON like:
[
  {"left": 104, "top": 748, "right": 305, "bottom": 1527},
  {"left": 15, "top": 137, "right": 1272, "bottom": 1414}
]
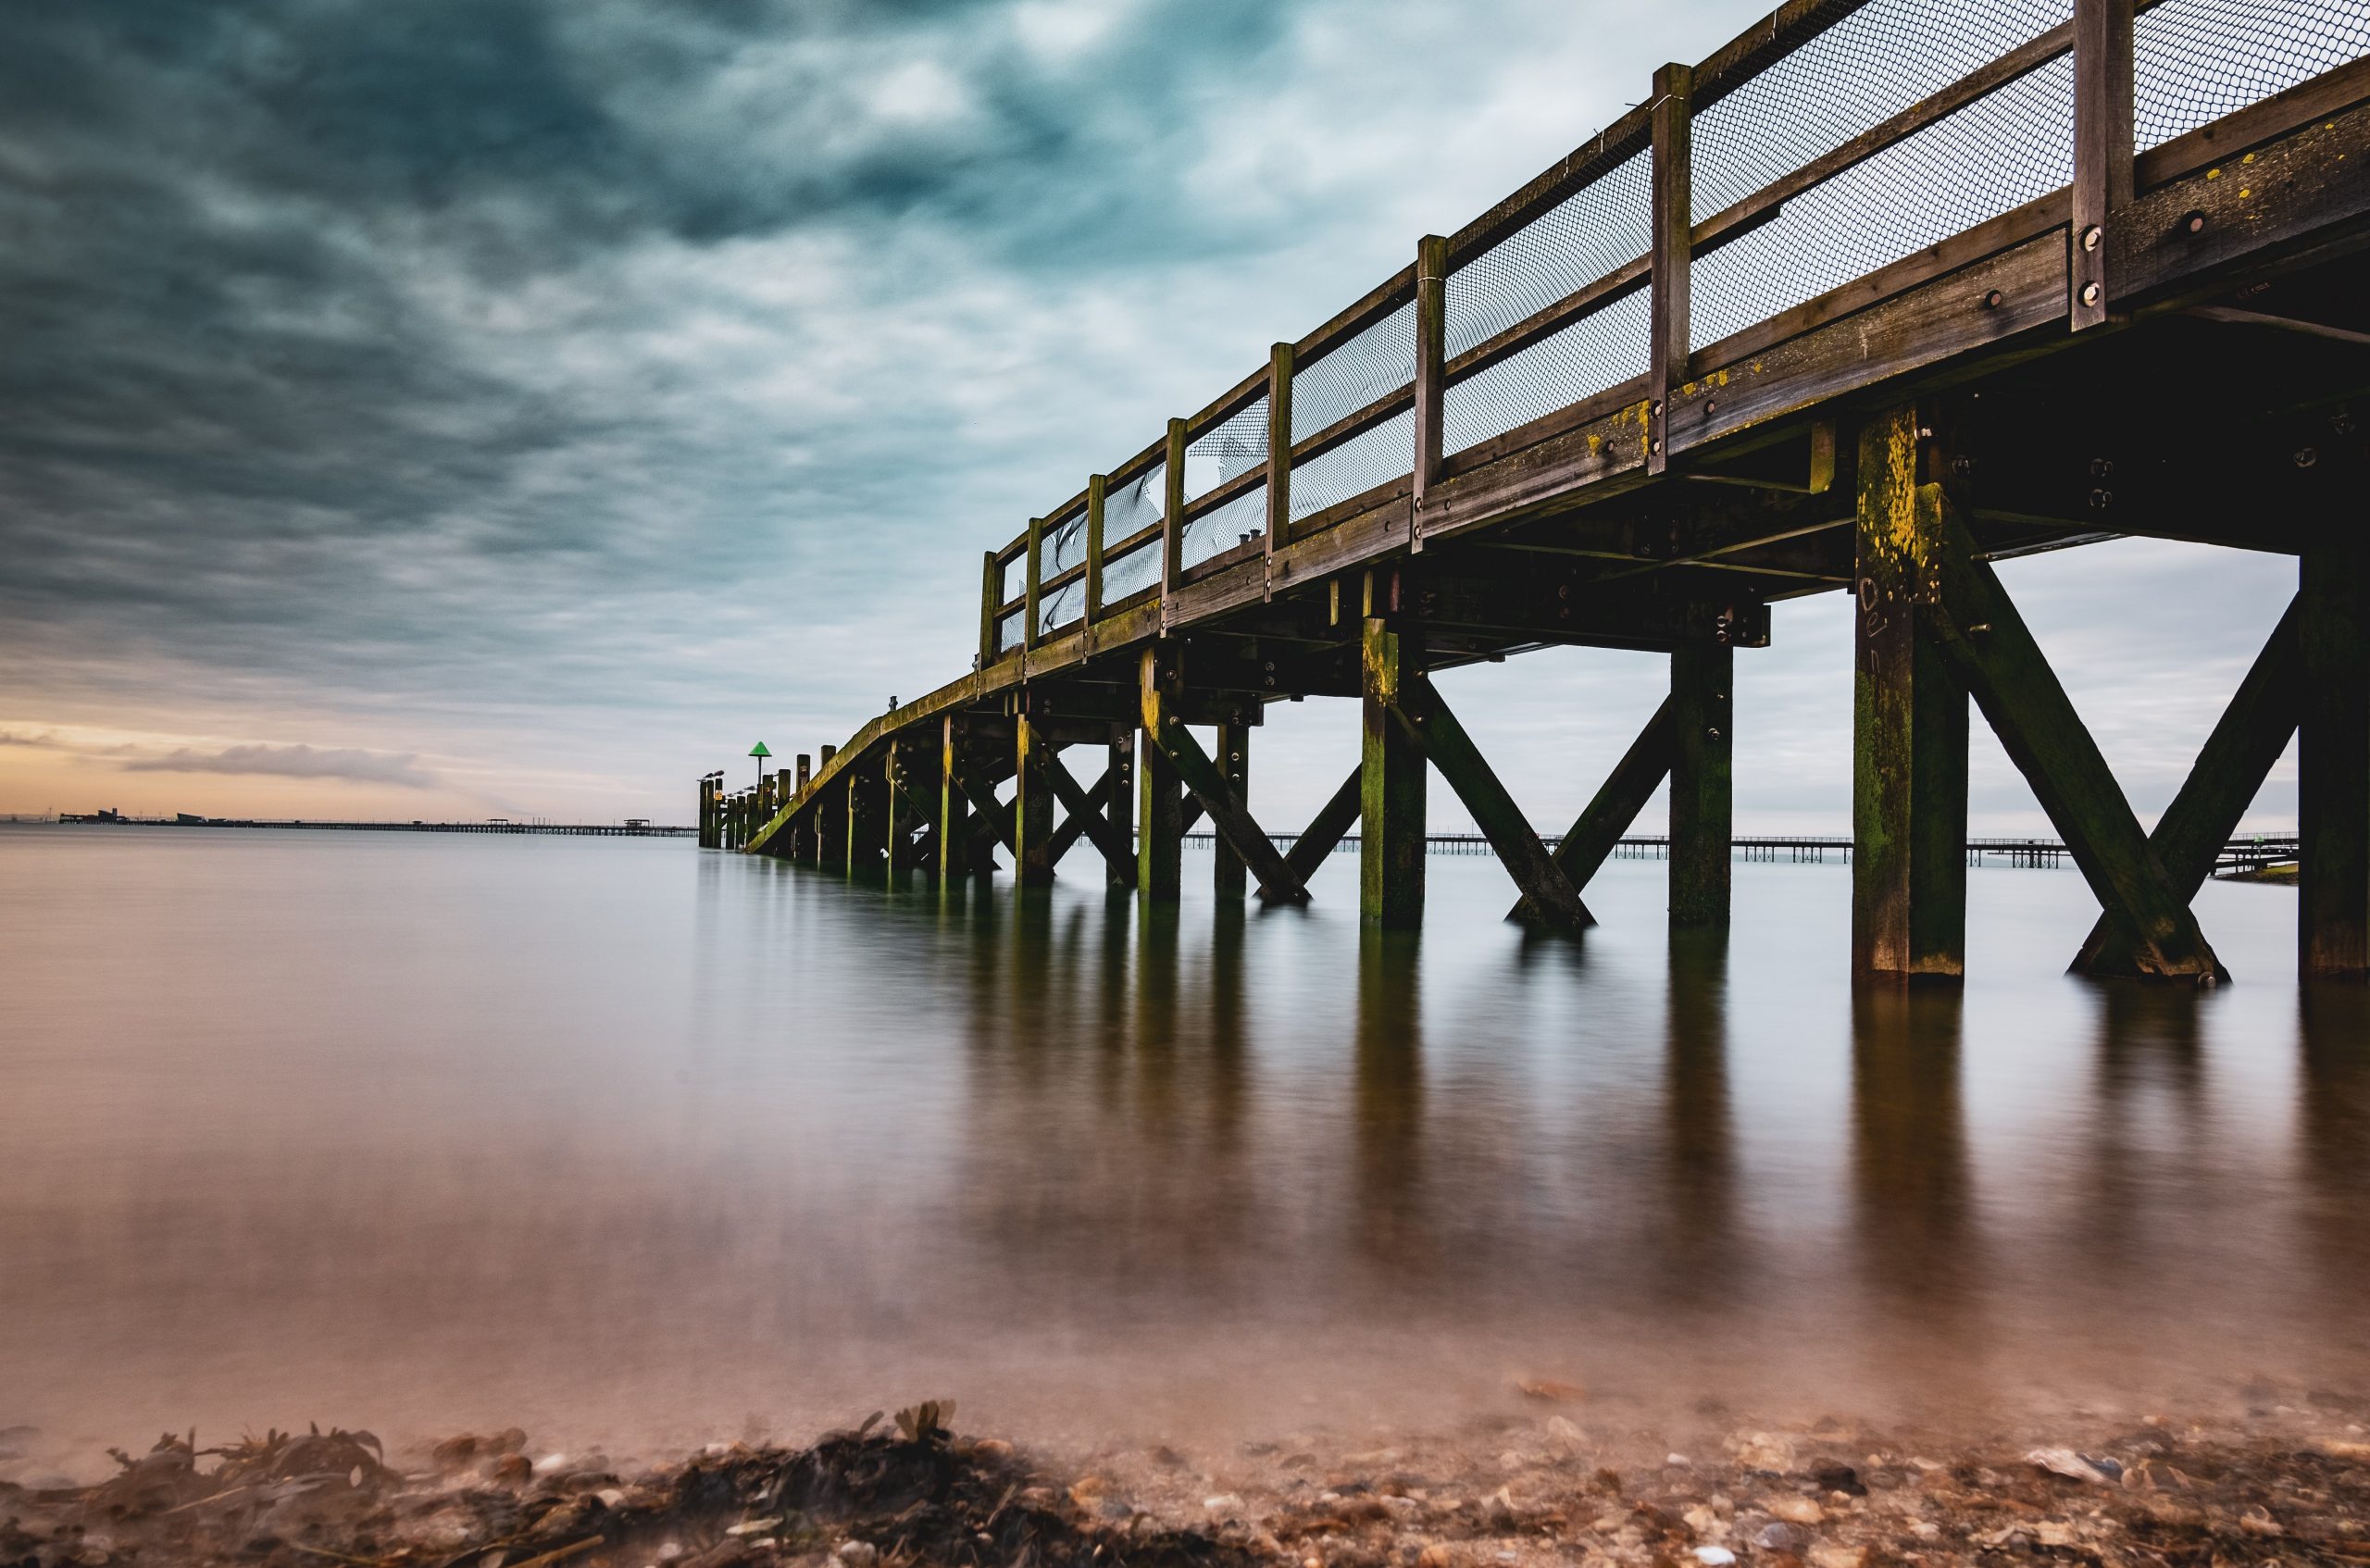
[
  {"left": 2184, "top": 210, "right": 2208, "bottom": 234},
  {"left": 2082, "top": 225, "right": 2102, "bottom": 253},
  {"left": 1982, "top": 289, "right": 2004, "bottom": 310},
  {"left": 1704, "top": 399, "right": 1718, "bottom": 415}
]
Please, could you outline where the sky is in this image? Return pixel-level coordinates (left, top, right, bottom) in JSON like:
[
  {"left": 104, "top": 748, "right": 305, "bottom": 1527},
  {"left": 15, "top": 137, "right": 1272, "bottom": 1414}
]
[{"left": 0, "top": 0, "right": 2303, "bottom": 834}]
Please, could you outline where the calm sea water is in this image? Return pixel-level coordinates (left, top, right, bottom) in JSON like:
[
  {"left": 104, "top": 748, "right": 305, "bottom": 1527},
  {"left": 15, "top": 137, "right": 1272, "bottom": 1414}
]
[{"left": 2, "top": 826, "right": 2364, "bottom": 1472}]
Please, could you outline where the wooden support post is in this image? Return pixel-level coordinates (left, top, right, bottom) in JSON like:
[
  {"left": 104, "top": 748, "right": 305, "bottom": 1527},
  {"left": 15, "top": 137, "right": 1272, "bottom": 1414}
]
[
  {"left": 2075, "top": 596, "right": 2301, "bottom": 974},
  {"left": 937, "top": 717, "right": 970, "bottom": 890},
  {"left": 1141, "top": 671, "right": 1308, "bottom": 903},
  {"left": 979, "top": 550, "right": 999, "bottom": 666},
  {"left": 2301, "top": 539, "right": 2370, "bottom": 979},
  {"left": 1411, "top": 234, "right": 1448, "bottom": 549},
  {"left": 1669, "top": 642, "right": 1733, "bottom": 928},
  {"left": 1389, "top": 675, "right": 1592, "bottom": 928},
  {"left": 1852, "top": 409, "right": 1969, "bottom": 983},
  {"left": 1508, "top": 699, "right": 1677, "bottom": 921},
  {"left": 1160, "top": 417, "right": 1188, "bottom": 633},
  {"left": 1213, "top": 719, "right": 1252, "bottom": 898},
  {"left": 845, "top": 770, "right": 885, "bottom": 880},
  {"left": 1085, "top": 473, "right": 1107, "bottom": 624},
  {"left": 2070, "top": 0, "right": 2135, "bottom": 331},
  {"left": 1022, "top": 516, "right": 1044, "bottom": 653},
  {"left": 884, "top": 738, "right": 929, "bottom": 877},
  {"left": 1285, "top": 765, "right": 1363, "bottom": 889},
  {"left": 696, "top": 779, "right": 711, "bottom": 849},
  {"left": 1014, "top": 711, "right": 1057, "bottom": 887},
  {"left": 1362, "top": 615, "right": 1427, "bottom": 927},
  {"left": 792, "top": 753, "right": 815, "bottom": 860},
  {"left": 1265, "top": 342, "right": 1291, "bottom": 599},
  {"left": 1106, "top": 728, "right": 1137, "bottom": 890},
  {"left": 1137, "top": 647, "right": 1187, "bottom": 899},
  {"left": 1924, "top": 487, "right": 2225, "bottom": 983},
  {"left": 817, "top": 749, "right": 845, "bottom": 867},
  {"left": 1648, "top": 60, "right": 1692, "bottom": 476}
]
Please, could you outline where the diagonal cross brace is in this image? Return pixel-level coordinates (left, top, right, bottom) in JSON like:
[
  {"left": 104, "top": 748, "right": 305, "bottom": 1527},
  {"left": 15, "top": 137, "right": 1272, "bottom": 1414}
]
[
  {"left": 948, "top": 760, "right": 1019, "bottom": 861},
  {"left": 1921, "top": 486, "right": 2227, "bottom": 983},
  {"left": 1285, "top": 765, "right": 1364, "bottom": 888},
  {"left": 1504, "top": 696, "right": 1676, "bottom": 922},
  {"left": 1045, "top": 756, "right": 1137, "bottom": 886},
  {"left": 2074, "top": 593, "right": 2301, "bottom": 976},
  {"left": 1140, "top": 690, "right": 1309, "bottom": 904},
  {"left": 1386, "top": 674, "right": 1593, "bottom": 929}
]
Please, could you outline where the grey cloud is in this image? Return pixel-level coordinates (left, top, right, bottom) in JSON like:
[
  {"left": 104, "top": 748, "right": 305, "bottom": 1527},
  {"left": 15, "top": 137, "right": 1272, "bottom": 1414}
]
[{"left": 123, "top": 743, "right": 441, "bottom": 789}]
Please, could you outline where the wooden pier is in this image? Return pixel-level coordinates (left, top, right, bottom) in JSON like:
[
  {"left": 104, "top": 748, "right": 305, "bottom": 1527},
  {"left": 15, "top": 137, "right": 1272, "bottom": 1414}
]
[{"left": 716, "top": 0, "right": 2370, "bottom": 986}]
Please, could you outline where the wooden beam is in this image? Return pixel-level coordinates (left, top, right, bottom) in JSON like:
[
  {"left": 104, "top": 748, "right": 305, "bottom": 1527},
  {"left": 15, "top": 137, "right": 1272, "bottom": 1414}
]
[
  {"left": 1213, "top": 719, "right": 1252, "bottom": 899},
  {"left": 1285, "top": 764, "right": 1364, "bottom": 888},
  {"left": 2075, "top": 594, "right": 2301, "bottom": 975},
  {"left": 1161, "top": 417, "right": 1188, "bottom": 632},
  {"left": 1085, "top": 473, "right": 1107, "bottom": 624},
  {"left": 1022, "top": 515, "right": 1045, "bottom": 652},
  {"left": 1266, "top": 342, "right": 1291, "bottom": 599},
  {"left": 979, "top": 550, "right": 999, "bottom": 667},
  {"left": 1390, "top": 674, "right": 1592, "bottom": 929},
  {"left": 1105, "top": 728, "right": 1138, "bottom": 890},
  {"left": 1141, "top": 656, "right": 1309, "bottom": 903},
  {"left": 1648, "top": 59, "right": 1692, "bottom": 476},
  {"left": 2302, "top": 536, "right": 2370, "bottom": 979},
  {"left": 1924, "top": 486, "right": 2226, "bottom": 982},
  {"left": 1507, "top": 697, "right": 1676, "bottom": 921},
  {"left": 1669, "top": 641, "right": 1733, "bottom": 927},
  {"left": 938, "top": 716, "right": 977, "bottom": 889},
  {"left": 1014, "top": 711, "right": 1058, "bottom": 886},
  {"left": 1139, "top": 648, "right": 1186, "bottom": 901},
  {"left": 1043, "top": 765, "right": 1114, "bottom": 867},
  {"left": 1852, "top": 408, "right": 1969, "bottom": 982},
  {"left": 2070, "top": 0, "right": 2134, "bottom": 330},
  {"left": 1412, "top": 233, "right": 1449, "bottom": 549},
  {"left": 1362, "top": 614, "right": 1428, "bottom": 927}
]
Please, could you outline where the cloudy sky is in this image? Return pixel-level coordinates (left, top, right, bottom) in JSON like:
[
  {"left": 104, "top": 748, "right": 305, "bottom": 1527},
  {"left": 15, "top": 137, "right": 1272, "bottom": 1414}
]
[{"left": 0, "top": 0, "right": 2301, "bottom": 832}]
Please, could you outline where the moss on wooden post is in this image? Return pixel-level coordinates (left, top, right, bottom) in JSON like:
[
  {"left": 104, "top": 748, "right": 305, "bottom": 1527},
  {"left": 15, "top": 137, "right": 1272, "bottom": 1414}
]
[
  {"left": 1670, "top": 641, "right": 1734, "bottom": 928},
  {"left": 1362, "top": 614, "right": 1426, "bottom": 927},
  {"left": 1138, "top": 647, "right": 1185, "bottom": 901}
]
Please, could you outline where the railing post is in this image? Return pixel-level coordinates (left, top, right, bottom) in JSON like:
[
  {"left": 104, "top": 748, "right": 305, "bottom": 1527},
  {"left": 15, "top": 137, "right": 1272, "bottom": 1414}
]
[
  {"left": 978, "top": 550, "right": 999, "bottom": 666},
  {"left": 1023, "top": 515, "right": 1044, "bottom": 653},
  {"left": 2071, "top": 0, "right": 2135, "bottom": 332},
  {"left": 1648, "top": 60, "right": 1692, "bottom": 478},
  {"left": 1411, "top": 235, "right": 1448, "bottom": 551},
  {"left": 1085, "top": 473, "right": 1107, "bottom": 624},
  {"left": 1161, "top": 417, "right": 1188, "bottom": 633},
  {"left": 1265, "top": 342, "right": 1292, "bottom": 599}
]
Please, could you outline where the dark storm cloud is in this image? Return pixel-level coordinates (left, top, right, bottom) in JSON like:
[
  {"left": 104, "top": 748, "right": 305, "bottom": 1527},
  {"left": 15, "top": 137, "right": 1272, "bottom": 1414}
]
[{"left": 124, "top": 742, "right": 440, "bottom": 789}]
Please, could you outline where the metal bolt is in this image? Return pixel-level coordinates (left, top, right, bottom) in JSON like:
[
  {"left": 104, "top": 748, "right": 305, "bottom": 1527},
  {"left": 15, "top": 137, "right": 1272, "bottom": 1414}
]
[
  {"left": 2080, "top": 281, "right": 2102, "bottom": 306},
  {"left": 2183, "top": 210, "right": 2208, "bottom": 234},
  {"left": 1704, "top": 399, "right": 1718, "bottom": 415},
  {"left": 2090, "top": 457, "right": 2114, "bottom": 479},
  {"left": 1982, "top": 289, "right": 2004, "bottom": 310},
  {"left": 1952, "top": 455, "right": 1974, "bottom": 478},
  {"left": 2089, "top": 489, "right": 2114, "bottom": 509},
  {"left": 2296, "top": 447, "right": 2320, "bottom": 468},
  {"left": 2332, "top": 411, "right": 2356, "bottom": 437},
  {"left": 2082, "top": 224, "right": 2102, "bottom": 252}
]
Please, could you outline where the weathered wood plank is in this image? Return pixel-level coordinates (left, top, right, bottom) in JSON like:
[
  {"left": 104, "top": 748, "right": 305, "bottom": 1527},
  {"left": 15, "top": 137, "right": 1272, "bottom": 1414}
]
[
  {"left": 1213, "top": 719, "right": 1253, "bottom": 898},
  {"left": 2070, "top": 0, "right": 2135, "bottom": 330},
  {"left": 1138, "top": 648, "right": 1186, "bottom": 901},
  {"left": 1508, "top": 697, "right": 1676, "bottom": 921},
  {"left": 2301, "top": 537, "right": 2370, "bottom": 979},
  {"left": 1413, "top": 233, "right": 1450, "bottom": 547},
  {"left": 1649, "top": 60, "right": 1692, "bottom": 478},
  {"left": 1669, "top": 641, "right": 1733, "bottom": 927}
]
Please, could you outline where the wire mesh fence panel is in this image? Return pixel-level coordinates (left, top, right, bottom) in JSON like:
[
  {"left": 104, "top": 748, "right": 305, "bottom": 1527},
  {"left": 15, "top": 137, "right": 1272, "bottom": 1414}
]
[
  {"left": 1445, "top": 287, "right": 1652, "bottom": 457},
  {"left": 1186, "top": 394, "right": 1269, "bottom": 499},
  {"left": 1291, "top": 406, "right": 1415, "bottom": 523},
  {"left": 1041, "top": 576, "right": 1086, "bottom": 635},
  {"left": 1691, "top": 54, "right": 2077, "bottom": 351},
  {"left": 1100, "top": 533, "right": 1162, "bottom": 605},
  {"left": 1292, "top": 301, "right": 1416, "bottom": 442},
  {"left": 993, "top": 605, "right": 1026, "bottom": 655},
  {"left": 1447, "top": 149, "right": 1651, "bottom": 358},
  {"left": 1042, "top": 505, "right": 1090, "bottom": 584},
  {"left": 1104, "top": 462, "right": 1166, "bottom": 551},
  {"left": 1691, "top": 0, "right": 2074, "bottom": 222},
  {"left": 2136, "top": 0, "right": 2370, "bottom": 149},
  {"left": 1181, "top": 481, "right": 1268, "bottom": 570}
]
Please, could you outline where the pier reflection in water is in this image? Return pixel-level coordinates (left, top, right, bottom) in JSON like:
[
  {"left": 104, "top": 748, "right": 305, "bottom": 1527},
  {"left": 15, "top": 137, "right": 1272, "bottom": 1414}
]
[{"left": 2, "top": 826, "right": 2366, "bottom": 1475}]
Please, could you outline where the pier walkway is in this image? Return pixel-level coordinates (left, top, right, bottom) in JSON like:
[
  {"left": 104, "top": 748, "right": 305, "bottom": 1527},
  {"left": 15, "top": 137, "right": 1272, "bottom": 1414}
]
[{"left": 715, "top": 0, "right": 2370, "bottom": 986}]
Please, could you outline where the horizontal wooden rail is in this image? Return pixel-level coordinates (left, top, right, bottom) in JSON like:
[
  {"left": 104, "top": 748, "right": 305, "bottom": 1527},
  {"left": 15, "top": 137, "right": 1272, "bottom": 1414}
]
[
  {"left": 1289, "top": 382, "right": 1417, "bottom": 469},
  {"left": 1182, "top": 461, "right": 1268, "bottom": 522},
  {"left": 1442, "top": 255, "right": 1651, "bottom": 390}
]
